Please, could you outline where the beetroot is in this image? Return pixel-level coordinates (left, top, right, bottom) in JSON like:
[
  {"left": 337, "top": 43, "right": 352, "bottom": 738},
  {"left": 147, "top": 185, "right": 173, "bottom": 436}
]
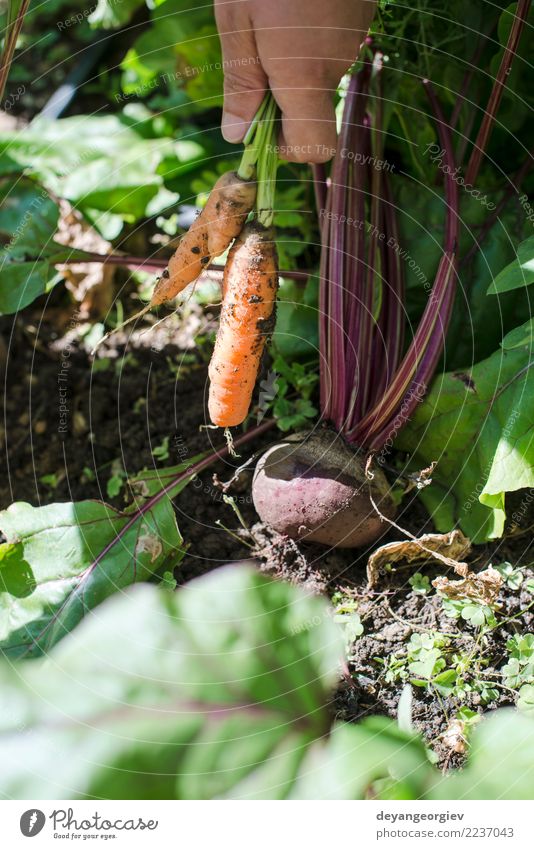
[{"left": 252, "top": 431, "right": 395, "bottom": 548}]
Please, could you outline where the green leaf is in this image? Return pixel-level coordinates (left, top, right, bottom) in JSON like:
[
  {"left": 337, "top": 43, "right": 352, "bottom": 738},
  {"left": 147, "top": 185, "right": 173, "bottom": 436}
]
[
  {"left": 0, "top": 178, "right": 58, "bottom": 253},
  {"left": 0, "top": 466, "right": 190, "bottom": 658},
  {"left": 152, "top": 436, "right": 170, "bottom": 461},
  {"left": 273, "top": 276, "right": 319, "bottom": 360},
  {"left": 0, "top": 586, "right": 200, "bottom": 799},
  {"left": 393, "top": 78, "right": 436, "bottom": 182},
  {"left": 504, "top": 634, "right": 534, "bottom": 689},
  {"left": 502, "top": 658, "right": 523, "bottom": 688},
  {"left": 409, "top": 572, "right": 431, "bottom": 594},
  {"left": 3, "top": 562, "right": 533, "bottom": 799},
  {"left": 488, "top": 236, "right": 534, "bottom": 294},
  {"left": 433, "top": 668, "right": 457, "bottom": 696},
  {"left": 395, "top": 180, "right": 528, "bottom": 367},
  {"left": 396, "top": 344, "right": 534, "bottom": 542},
  {"left": 456, "top": 707, "right": 480, "bottom": 725},
  {"left": 430, "top": 710, "right": 534, "bottom": 799},
  {"left": 290, "top": 719, "right": 431, "bottom": 800},
  {"left": 409, "top": 632, "right": 441, "bottom": 654},
  {"left": 448, "top": 205, "right": 531, "bottom": 367},
  {"left": 394, "top": 177, "right": 449, "bottom": 304},
  {"left": 0, "top": 116, "right": 203, "bottom": 234},
  {"left": 518, "top": 684, "right": 534, "bottom": 717},
  {"left": 0, "top": 543, "right": 36, "bottom": 597},
  {"left": 501, "top": 317, "right": 534, "bottom": 350},
  {"left": 509, "top": 634, "right": 534, "bottom": 659},
  {"left": 61, "top": 155, "right": 161, "bottom": 218},
  {"left": 495, "top": 561, "right": 524, "bottom": 589},
  {"left": 0, "top": 261, "right": 55, "bottom": 314},
  {"left": 0, "top": 566, "right": 343, "bottom": 799},
  {"left": 440, "top": 597, "right": 464, "bottom": 619},
  {"left": 0, "top": 179, "right": 60, "bottom": 312},
  {"left": 409, "top": 650, "right": 444, "bottom": 680},
  {"left": 106, "top": 474, "right": 124, "bottom": 499},
  {"left": 0, "top": 178, "right": 100, "bottom": 313},
  {"left": 120, "top": 0, "right": 223, "bottom": 113},
  {"left": 128, "top": 457, "right": 204, "bottom": 498},
  {"left": 461, "top": 604, "right": 486, "bottom": 628},
  {"left": 39, "top": 473, "right": 58, "bottom": 490},
  {"left": 88, "top": 0, "right": 149, "bottom": 29}
]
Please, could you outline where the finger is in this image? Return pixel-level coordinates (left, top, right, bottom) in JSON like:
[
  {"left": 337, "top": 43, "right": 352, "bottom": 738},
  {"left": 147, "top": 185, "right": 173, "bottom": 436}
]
[
  {"left": 273, "top": 84, "right": 339, "bottom": 163},
  {"left": 215, "top": 1, "right": 269, "bottom": 143},
  {"left": 248, "top": 0, "right": 375, "bottom": 162}
]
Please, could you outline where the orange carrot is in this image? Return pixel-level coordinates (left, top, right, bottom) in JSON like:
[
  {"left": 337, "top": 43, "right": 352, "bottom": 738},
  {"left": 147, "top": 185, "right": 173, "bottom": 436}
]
[
  {"left": 208, "top": 222, "right": 279, "bottom": 427},
  {"left": 150, "top": 170, "right": 256, "bottom": 306}
]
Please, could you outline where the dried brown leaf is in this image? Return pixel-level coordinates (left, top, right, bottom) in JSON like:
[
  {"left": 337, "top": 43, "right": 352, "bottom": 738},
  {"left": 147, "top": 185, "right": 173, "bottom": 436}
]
[
  {"left": 442, "top": 718, "right": 468, "bottom": 754},
  {"left": 55, "top": 200, "right": 114, "bottom": 318},
  {"left": 432, "top": 564, "right": 503, "bottom": 605},
  {"left": 366, "top": 529, "right": 472, "bottom": 587}
]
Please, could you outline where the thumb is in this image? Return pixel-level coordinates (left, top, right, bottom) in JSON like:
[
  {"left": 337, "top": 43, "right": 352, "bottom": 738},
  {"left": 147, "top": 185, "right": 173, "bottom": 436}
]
[{"left": 215, "top": 2, "right": 268, "bottom": 143}]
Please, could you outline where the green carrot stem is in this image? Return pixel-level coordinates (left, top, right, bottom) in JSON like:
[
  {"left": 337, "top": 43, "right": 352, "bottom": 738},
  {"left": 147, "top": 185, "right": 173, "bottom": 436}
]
[
  {"left": 243, "top": 93, "right": 271, "bottom": 145},
  {"left": 254, "top": 95, "right": 279, "bottom": 227},
  {"left": 237, "top": 93, "right": 271, "bottom": 180},
  {"left": 237, "top": 92, "right": 279, "bottom": 208}
]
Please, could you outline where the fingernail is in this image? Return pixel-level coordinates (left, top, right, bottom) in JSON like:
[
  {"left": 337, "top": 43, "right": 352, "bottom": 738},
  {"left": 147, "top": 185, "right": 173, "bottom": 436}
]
[{"left": 221, "top": 112, "right": 248, "bottom": 143}]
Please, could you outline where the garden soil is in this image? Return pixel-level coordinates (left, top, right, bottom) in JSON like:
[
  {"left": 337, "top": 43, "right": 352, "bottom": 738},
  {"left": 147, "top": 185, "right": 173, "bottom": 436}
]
[{"left": 1, "top": 299, "right": 533, "bottom": 768}]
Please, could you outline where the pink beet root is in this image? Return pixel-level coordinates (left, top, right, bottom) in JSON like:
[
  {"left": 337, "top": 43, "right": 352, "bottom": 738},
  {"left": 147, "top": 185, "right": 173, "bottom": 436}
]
[{"left": 252, "top": 431, "right": 395, "bottom": 548}]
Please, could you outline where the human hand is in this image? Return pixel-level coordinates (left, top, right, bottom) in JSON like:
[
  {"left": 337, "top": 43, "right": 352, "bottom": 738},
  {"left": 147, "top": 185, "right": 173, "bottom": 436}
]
[{"left": 214, "top": 0, "right": 376, "bottom": 163}]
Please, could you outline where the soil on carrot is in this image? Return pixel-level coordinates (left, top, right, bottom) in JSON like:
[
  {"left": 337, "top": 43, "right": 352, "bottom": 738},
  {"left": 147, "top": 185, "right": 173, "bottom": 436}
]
[{"left": 1, "top": 297, "right": 533, "bottom": 768}]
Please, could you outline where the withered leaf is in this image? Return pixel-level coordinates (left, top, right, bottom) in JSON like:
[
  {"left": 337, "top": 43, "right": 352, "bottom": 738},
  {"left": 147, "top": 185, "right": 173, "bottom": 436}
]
[
  {"left": 433, "top": 565, "right": 503, "bottom": 605},
  {"left": 442, "top": 718, "right": 468, "bottom": 754},
  {"left": 367, "top": 530, "right": 472, "bottom": 587}
]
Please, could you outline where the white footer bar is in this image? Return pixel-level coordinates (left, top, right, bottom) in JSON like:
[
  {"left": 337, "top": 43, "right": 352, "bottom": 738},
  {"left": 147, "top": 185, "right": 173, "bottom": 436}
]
[{"left": 1, "top": 799, "right": 532, "bottom": 848}]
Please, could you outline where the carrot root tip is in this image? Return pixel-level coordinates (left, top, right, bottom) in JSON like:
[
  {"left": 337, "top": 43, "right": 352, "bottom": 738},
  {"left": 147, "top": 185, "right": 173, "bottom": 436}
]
[
  {"left": 89, "top": 304, "right": 152, "bottom": 356},
  {"left": 224, "top": 427, "right": 240, "bottom": 458}
]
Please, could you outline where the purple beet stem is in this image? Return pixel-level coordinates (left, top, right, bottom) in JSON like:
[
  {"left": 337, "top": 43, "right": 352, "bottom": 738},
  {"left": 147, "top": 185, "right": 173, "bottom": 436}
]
[
  {"left": 58, "top": 252, "right": 309, "bottom": 282},
  {"left": 318, "top": 66, "right": 459, "bottom": 454},
  {"left": 465, "top": 0, "right": 532, "bottom": 188},
  {"left": 319, "top": 66, "right": 373, "bottom": 428},
  {"left": 357, "top": 81, "right": 459, "bottom": 451}
]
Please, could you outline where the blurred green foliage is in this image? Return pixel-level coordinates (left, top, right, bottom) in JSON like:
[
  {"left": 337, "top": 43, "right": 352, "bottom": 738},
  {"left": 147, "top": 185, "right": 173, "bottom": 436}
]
[{"left": 1, "top": 564, "right": 534, "bottom": 800}]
